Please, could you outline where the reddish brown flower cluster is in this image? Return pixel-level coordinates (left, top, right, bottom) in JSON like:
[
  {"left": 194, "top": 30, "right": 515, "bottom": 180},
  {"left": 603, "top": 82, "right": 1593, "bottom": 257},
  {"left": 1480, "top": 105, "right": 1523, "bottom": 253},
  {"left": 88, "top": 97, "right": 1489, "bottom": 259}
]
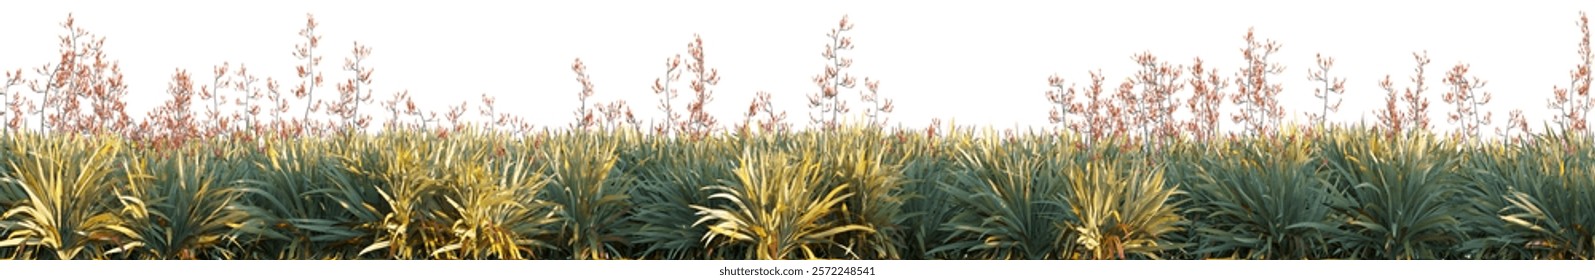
[
  {"left": 572, "top": 58, "right": 598, "bottom": 130},
  {"left": 740, "top": 91, "right": 789, "bottom": 135},
  {"left": 1441, "top": 62, "right": 1493, "bottom": 142},
  {"left": 1550, "top": 12, "right": 1593, "bottom": 135},
  {"left": 808, "top": 15, "right": 860, "bottom": 131},
  {"left": 6, "top": 14, "right": 135, "bottom": 136},
  {"left": 1230, "top": 28, "right": 1286, "bottom": 138},
  {"left": 1376, "top": 51, "right": 1433, "bottom": 136},
  {"left": 1186, "top": 57, "right": 1227, "bottom": 142},
  {"left": 7, "top": 10, "right": 1595, "bottom": 152},
  {"left": 328, "top": 42, "right": 376, "bottom": 131},
  {"left": 1306, "top": 53, "right": 1346, "bottom": 129},
  {"left": 684, "top": 34, "right": 721, "bottom": 140},
  {"left": 570, "top": 57, "right": 640, "bottom": 134},
  {"left": 650, "top": 54, "right": 684, "bottom": 135}
]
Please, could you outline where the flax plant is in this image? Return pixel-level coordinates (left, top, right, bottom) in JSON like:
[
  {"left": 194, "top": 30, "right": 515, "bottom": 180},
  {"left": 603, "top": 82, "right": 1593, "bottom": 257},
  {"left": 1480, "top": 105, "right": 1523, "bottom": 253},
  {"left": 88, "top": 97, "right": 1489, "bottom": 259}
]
[
  {"left": 429, "top": 127, "right": 562, "bottom": 259},
  {"left": 625, "top": 134, "right": 738, "bottom": 259},
  {"left": 691, "top": 147, "right": 874, "bottom": 260},
  {"left": 116, "top": 144, "right": 252, "bottom": 259},
  {"left": 540, "top": 130, "right": 634, "bottom": 259},
  {"left": 1312, "top": 128, "right": 1467, "bottom": 259},
  {"left": 228, "top": 136, "right": 361, "bottom": 259},
  {"left": 806, "top": 125, "right": 908, "bottom": 259},
  {"left": 0, "top": 133, "right": 137, "bottom": 260},
  {"left": 1464, "top": 132, "right": 1595, "bottom": 259},
  {"left": 1178, "top": 132, "right": 1339, "bottom": 259},
  {"left": 1061, "top": 139, "right": 1185, "bottom": 260},
  {"left": 930, "top": 129, "right": 1075, "bottom": 260}
]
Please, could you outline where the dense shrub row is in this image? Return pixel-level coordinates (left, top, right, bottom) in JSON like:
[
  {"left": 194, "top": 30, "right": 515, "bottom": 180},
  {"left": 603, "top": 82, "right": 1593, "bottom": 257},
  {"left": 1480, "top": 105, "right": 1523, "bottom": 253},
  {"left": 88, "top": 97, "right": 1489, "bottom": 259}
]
[{"left": 1, "top": 124, "right": 1592, "bottom": 260}]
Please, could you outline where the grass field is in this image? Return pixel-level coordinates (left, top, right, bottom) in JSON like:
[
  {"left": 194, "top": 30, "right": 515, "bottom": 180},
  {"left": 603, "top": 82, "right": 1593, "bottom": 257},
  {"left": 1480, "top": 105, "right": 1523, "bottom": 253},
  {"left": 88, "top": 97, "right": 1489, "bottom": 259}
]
[{"left": 2, "top": 12, "right": 1594, "bottom": 260}]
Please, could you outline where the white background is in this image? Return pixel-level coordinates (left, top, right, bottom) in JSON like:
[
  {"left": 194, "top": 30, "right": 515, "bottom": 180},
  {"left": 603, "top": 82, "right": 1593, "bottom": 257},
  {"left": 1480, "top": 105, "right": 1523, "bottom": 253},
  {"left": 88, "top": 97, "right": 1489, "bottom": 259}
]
[{"left": 2, "top": 0, "right": 1593, "bottom": 135}]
